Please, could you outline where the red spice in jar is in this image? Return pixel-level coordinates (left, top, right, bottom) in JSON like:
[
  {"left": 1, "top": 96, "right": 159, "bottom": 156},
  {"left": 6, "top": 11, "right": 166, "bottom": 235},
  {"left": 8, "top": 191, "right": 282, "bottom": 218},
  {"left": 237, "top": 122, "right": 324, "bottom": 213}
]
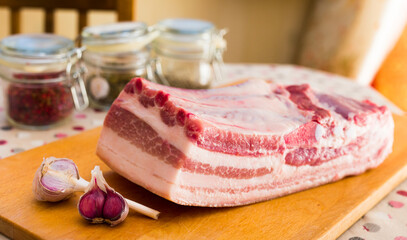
[{"left": 7, "top": 72, "right": 74, "bottom": 126}]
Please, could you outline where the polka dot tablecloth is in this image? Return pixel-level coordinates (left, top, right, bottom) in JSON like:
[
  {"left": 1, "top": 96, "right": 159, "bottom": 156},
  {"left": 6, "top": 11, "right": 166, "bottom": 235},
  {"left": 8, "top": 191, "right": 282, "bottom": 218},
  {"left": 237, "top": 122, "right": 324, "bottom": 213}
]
[
  {"left": 339, "top": 182, "right": 407, "bottom": 240},
  {"left": 0, "top": 64, "right": 406, "bottom": 239},
  {"left": 0, "top": 110, "right": 106, "bottom": 159}
]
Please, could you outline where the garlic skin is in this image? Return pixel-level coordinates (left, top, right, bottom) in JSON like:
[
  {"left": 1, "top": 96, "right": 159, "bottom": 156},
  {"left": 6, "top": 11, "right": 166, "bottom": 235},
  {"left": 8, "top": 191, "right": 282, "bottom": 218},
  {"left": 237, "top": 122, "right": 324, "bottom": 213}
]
[
  {"left": 32, "top": 157, "right": 88, "bottom": 202},
  {"left": 78, "top": 166, "right": 129, "bottom": 226}
]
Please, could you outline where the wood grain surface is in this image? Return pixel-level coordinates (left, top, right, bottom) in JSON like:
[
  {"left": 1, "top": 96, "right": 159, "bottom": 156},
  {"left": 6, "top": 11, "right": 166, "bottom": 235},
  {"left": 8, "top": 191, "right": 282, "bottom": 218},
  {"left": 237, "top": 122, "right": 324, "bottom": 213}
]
[{"left": 0, "top": 115, "right": 406, "bottom": 240}]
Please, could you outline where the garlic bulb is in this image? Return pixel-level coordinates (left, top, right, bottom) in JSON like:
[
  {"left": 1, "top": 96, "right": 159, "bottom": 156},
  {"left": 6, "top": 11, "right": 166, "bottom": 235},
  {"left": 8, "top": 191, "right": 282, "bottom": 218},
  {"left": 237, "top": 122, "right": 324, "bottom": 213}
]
[
  {"left": 32, "top": 157, "right": 160, "bottom": 220},
  {"left": 32, "top": 157, "right": 88, "bottom": 202},
  {"left": 78, "top": 166, "right": 129, "bottom": 226}
]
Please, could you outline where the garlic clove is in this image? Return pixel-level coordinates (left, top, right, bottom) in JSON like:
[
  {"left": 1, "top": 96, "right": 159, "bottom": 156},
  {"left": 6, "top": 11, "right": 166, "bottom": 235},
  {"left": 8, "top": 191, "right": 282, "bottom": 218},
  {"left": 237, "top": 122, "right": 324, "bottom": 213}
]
[
  {"left": 104, "top": 187, "right": 129, "bottom": 226},
  {"left": 78, "top": 180, "right": 106, "bottom": 223},
  {"left": 33, "top": 157, "right": 85, "bottom": 202},
  {"left": 78, "top": 166, "right": 129, "bottom": 226}
]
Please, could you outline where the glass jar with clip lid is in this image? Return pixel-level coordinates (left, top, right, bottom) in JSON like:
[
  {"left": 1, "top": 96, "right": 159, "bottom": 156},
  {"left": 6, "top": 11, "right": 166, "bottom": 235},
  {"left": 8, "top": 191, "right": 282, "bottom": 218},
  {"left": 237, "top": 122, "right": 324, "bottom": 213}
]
[
  {"left": 150, "top": 18, "right": 227, "bottom": 89},
  {"left": 81, "top": 22, "right": 158, "bottom": 110},
  {"left": 0, "top": 34, "right": 88, "bottom": 130}
]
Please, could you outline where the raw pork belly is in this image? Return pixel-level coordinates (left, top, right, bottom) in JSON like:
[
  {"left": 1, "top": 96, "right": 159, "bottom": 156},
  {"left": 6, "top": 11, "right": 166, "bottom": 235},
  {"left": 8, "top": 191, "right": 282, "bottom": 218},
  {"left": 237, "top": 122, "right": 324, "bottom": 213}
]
[{"left": 96, "top": 77, "right": 394, "bottom": 207}]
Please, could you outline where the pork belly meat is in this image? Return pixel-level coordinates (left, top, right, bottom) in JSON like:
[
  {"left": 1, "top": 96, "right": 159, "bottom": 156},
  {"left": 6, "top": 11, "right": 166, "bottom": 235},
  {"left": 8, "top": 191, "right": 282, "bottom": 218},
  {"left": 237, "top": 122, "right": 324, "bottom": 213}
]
[{"left": 96, "top": 77, "right": 394, "bottom": 207}]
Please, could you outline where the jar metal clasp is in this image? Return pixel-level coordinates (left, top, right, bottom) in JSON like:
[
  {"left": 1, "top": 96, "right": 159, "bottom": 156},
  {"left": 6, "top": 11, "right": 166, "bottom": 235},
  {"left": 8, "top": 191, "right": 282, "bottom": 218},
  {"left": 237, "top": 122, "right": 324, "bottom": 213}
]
[
  {"left": 212, "top": 28, "right": 228, "bottom": 86},
  {"left": 66, "top": 48, "right": 89, "bottom": 111}
]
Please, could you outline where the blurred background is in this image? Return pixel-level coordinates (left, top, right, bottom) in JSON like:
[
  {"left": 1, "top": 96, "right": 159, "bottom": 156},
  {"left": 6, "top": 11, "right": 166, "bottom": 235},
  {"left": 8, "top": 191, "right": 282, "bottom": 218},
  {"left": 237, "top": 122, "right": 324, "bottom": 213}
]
[
  {"left": 0, "top": 0, "right": 406, "bottom": 108},
  {"left": 0, "top": 0, "right": 313, "bottom": 64}
]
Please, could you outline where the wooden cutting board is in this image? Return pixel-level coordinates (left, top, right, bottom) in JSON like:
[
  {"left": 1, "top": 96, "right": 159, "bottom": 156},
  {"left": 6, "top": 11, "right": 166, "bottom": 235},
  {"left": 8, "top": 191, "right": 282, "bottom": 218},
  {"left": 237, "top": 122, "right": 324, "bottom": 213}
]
[{"left": 1, "top": 115, "right": 407, "bottom": 240}]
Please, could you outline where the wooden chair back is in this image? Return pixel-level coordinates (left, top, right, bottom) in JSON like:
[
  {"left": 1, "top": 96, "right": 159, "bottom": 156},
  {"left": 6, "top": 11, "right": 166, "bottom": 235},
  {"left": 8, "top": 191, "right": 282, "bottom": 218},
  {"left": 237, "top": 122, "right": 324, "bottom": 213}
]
[{"left": 0, "top": 0, "right": 136, "bottom": 34}]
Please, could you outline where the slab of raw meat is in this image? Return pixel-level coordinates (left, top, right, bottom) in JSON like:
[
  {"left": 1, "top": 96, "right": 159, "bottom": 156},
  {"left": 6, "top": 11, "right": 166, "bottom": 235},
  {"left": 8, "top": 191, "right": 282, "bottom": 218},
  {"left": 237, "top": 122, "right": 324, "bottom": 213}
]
[{"left": 96, "top": 77, "right": 394, "bottom": 207}]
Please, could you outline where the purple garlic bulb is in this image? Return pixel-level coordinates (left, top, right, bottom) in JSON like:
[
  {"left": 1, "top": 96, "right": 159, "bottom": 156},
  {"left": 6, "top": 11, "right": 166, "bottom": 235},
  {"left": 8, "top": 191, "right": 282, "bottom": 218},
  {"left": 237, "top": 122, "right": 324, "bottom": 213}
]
[{"left": 78, "top": 166, "right": 129, "bottom": 226}]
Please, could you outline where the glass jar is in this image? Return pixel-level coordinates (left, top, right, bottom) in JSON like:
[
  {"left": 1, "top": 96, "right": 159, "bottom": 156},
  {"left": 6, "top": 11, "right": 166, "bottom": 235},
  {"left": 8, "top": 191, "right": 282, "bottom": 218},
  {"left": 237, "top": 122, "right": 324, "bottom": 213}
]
[
  {"left": 81, "top": 22, "right": 157, "bottom": 110},
  {"left": 151, "top": 18, "right": 227, "bottom": 89},
  {"left": 0, "top": 34, "right": 88, "bottom": 130}
]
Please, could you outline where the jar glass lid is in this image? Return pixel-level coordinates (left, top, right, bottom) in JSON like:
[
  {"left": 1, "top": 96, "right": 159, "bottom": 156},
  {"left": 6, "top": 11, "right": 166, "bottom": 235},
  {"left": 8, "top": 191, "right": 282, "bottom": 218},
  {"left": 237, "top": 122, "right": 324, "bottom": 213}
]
[
  {"left": 153, "top": 18, "right": 226, "bottom": 59},
  {"left": 82, "top": 22, "right": 149, "bottom": 46},
  {"left": 157, "top": 18, "right": 215, "bottom": 35},
  {"left": 0, "top": 34, "right": 78, "bottom": 72},
  {"left": 0, "top": 33, "right": 74, "bottom": 59}
]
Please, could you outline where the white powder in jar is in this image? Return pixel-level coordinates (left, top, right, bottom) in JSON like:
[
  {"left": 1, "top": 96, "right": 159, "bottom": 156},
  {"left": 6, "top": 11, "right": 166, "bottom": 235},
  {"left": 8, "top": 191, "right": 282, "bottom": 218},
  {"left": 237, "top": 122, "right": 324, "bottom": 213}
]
[{"left": 159, "top": 56, "right": 213, "bottom": 89}]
